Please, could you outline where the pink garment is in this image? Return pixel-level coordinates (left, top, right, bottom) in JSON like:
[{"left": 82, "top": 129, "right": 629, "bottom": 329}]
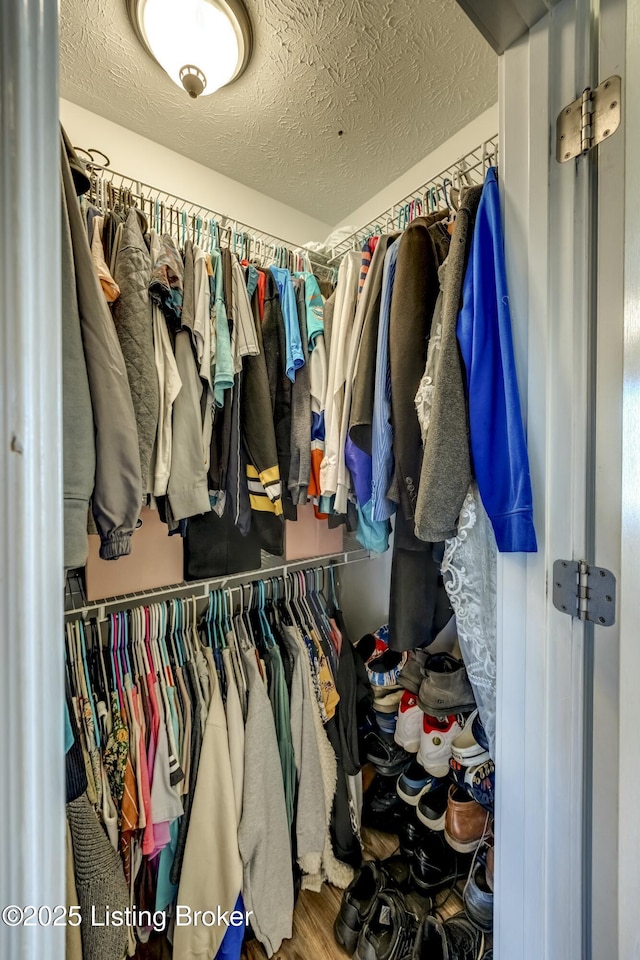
[{"left": 329, "top": 617, "right": 343, "bottom": 657}]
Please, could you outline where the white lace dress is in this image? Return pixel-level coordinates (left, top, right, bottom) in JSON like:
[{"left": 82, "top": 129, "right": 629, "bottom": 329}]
[{"left": 441, "top": 484, "right": 497, "bottom": 758}]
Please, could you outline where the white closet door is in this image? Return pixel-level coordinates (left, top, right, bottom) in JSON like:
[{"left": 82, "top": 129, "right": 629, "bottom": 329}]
[
  {"left": 496, "top": 0, "right": 625, "bottom": 957},
  {"left": 0, "top": 1, "right": 65, "bottom": 958},
  {"left": 618, "top": 5, "right": 640, "bottom": 959}
]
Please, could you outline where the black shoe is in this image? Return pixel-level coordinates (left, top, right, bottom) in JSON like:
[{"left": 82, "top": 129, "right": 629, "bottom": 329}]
[
  {"left": 410, "top": 832, "right": 470, "bottom": 896},
  {"left": 397, "top": 812, "right": 430, "bottom": 860},
  {"left": 366, "top": 731, "right": 412, "bottom": 777},
  {"left": 335, "top": 857, "right": 413, "bottom": 954},
  {"left": 362, "top": 776, "right": 405, "bottom": 832},
  {"left": 334, "top": 860, "right": 386, "bottom": 953},
  {"left": 416, "top": 782, "right": 450, "bottom": 831},
  {"left": 412, "top": 913, "right": 484, "bottom": 960},
  {"left": 355, "top": 890, "right": 420, "bottom": 960}
]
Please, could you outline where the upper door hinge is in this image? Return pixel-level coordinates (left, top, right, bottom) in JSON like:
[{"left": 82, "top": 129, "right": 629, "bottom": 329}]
[
  {"left": 552, "top": 560, "right": 616, "bottom": 626},
  {"left": 556, "top": 75, "right": 621, "bottom": 162}
]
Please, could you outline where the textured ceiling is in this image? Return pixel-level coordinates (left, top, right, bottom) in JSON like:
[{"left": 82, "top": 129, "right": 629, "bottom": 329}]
[{"left": 59, "top": 0, "right": 497, "bottom": 224}]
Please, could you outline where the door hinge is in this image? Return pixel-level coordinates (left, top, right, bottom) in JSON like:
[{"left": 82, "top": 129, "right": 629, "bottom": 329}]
[
  {"left": 552, "top": 560, "right": 616, "bottom": 626},
  {"left": 556, "top": 75, "right": 621, "bottom": 162}
]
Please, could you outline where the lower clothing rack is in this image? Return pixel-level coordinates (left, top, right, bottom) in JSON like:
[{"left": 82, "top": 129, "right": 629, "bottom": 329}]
[{"left": 64, "top": 546, "right": 372, "bottom": 623}]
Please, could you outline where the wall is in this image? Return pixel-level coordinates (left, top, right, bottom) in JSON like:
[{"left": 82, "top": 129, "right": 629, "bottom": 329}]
[
  {"left": 60, "top": 99, "right": 332, "bottom": 245},
  {"left": 333, "top": 104, "right": 498, "bottom": 231},
  {"left": 338, "top": 550, "right": 393, "bottom": 641}
]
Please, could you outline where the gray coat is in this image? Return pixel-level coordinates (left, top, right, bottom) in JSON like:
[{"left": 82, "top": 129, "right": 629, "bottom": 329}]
[
  {"left": 414, "top": 185, "right": 483, "bottom": 542},
  {"left": 61, "top": 142, "right": 95, "bottom": 570},
  {"left": 112, "top": 208, "right": 159, "bottom": 496},
  {"left": 61, "top": 134, "right": 142, "bottom": 562}
]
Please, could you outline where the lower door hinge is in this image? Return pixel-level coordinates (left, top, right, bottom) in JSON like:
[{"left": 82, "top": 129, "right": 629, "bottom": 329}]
[
  {"left": 556, "top": 75, "right": 621, "bottom": 162},
  {"left": 552, "top": 560, "right": 616, "bottom": 626}
]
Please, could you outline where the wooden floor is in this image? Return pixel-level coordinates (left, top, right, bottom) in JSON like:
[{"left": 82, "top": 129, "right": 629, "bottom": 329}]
[{"left": 241, "top": 827, "right": 474, "bottom": 960}]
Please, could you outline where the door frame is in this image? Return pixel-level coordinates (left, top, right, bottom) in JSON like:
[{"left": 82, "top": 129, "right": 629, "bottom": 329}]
[
  {"left": 0, "top": 2, "right": 65, "bottom": 959},
  {"left": 618, "top": 3, "right": 640, "bottom": 957},
  {"left": 496, "top": 1, "right": 600, "bottom": 957}
]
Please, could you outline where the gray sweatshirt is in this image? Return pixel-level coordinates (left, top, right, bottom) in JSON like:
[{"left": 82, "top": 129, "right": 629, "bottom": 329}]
[{"left": 61, "top": 133, "right": 142, "bottom": 562}]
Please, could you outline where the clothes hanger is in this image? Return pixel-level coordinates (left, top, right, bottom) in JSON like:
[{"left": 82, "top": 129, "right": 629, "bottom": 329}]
[{"left": 78, "top": 619, "right": 101, "bottom": 749}]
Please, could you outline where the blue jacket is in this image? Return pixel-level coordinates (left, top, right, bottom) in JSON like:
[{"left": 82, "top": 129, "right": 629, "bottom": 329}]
[{"left": 457, "top": 167, "right": 537, "bottom": 553}]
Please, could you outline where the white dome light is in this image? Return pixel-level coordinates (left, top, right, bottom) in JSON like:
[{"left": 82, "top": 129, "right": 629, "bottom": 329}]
[{"left": 127, "top": 0, "right": 253, "bottom": 98}]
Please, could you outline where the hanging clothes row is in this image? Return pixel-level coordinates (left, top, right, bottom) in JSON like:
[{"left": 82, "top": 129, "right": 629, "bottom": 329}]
[
  {"left": 61, "top": 128, "right": 338, "bottom": 579},
  {"left": 64, "top": 566, "right": 373, "bottom": 960},
  {"left": 320, "top": 163, "right": 537, "bottom": 758}
]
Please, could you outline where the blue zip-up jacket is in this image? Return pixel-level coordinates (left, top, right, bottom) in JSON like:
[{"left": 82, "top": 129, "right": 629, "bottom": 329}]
[{"left": 457, "top": 167, "right": 537, "bottom": 553}]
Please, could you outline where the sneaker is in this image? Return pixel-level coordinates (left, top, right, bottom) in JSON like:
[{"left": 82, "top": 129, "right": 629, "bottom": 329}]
[
  {"left": 357, "top": 625, "right": 389, "bottom": 664},
  {"left": 463, "top": 850, "right": 494, "bottom": 932},
  {"left": 374, "top": 689, "right": 404, "bottom": 713},
  {"left": 355, "top": 889, "right": 420, "bottom": 960},
  {"left": 334, "top": 857, "right": 412, "bottom": 952},
  {"left": 416, "top": 782, "right": 449, "bottom": 831},
  {"left": 368, "top": 648, "right": 407, "bottom": 692},
  {"left": 366, "top": 731, "right": 412, "bottom": 777},
  {"left": 449, "top": 755, "right": 495, "bottom": 812},
  {"left": 395, "top": 692, "right": 422, "bottom": 752},
  {"left": 374, "top": 706, "right": 398, "bottom": 737},
  {"left": 412, "top": 913, "right": 484, "bottom": 960},
  {"left": 472, "top": 711, "right": 490, "bottom": 752},
  {"left": 451, "top": 710, "right": 491, "bottom": 766},
  {"left": 398, "top": 650, "right": 428, "bottom": 695},
  {"left": 418, "top": 653, "right": 476, "bottom": 715},
  {"left": 396, "top": 762, "right": 446, "bottom": 806},
  {"left": 417, "top": 714, "right": 463, "bottom": 778},
  {"left": 444, "top": 786, "right": 490, "bottom": 854}
]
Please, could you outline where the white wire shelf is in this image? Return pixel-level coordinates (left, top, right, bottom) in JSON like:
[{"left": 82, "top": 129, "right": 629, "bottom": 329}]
[
  {"left": 64, "top": 545, "right": 371, "bottom": 623},
  {"left": 328, "top": 135, "right": 499, "bottom": 263},
  {"left": 77, "top": 152, "right": 334, "bottom": 279}
]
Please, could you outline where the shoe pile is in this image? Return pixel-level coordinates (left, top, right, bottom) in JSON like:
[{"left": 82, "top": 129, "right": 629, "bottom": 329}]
[
  {"left": 334, "top": 845, "right": 494, "bottom": 959},
  {"left": 352, "top": 620, "right": 496, "bottom": 957}
]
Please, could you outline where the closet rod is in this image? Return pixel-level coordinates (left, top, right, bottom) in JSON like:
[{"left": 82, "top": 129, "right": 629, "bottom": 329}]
[
  {"left": 64, "top": 548, "right": 371, "bottom": 623},
  {"left": 328, "top": 134, "right": 499, "bottom": 263},
  {"left": 81, "top": 157, "right": 334, "bottom": 279}
]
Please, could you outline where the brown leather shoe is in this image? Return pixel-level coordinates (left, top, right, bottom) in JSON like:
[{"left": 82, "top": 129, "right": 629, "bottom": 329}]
[{"left": 444, "top": 785, "right": 490, "bottom": 853}]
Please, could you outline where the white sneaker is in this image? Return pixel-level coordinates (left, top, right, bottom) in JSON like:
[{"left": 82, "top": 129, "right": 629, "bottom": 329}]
[
  {"left": 417, "top": 713, "right": 463, "bottom": 777},
  {"left": 451, "top": 709, "right": 491, "bottom": 766},
  {"left": 394, "top": 691, "right": 422, "bottom": 752}
]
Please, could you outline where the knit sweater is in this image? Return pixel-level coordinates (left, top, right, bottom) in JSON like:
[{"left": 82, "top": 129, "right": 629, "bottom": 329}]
[{"left": 66, "top": 793, "right": 129, "bottom": 960}]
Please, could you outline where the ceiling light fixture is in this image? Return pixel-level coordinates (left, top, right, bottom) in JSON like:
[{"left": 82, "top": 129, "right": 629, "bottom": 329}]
[{"left": 126, "top": 0, "right": 253, "bottom": 99}]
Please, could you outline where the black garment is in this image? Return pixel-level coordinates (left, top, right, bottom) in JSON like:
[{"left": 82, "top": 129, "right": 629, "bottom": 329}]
[
  {"left": 261, "top": 269, "right": 295, "bottom": 521},
  {"left": 389, "top": 212, "right": 449, "bottom": 520},
  {"left": 226, "top": 370, "right": 251, "bottom": 536},
  {"left": 209, "top": 248, "right": 235, "bottom": 494},
  {"left": 242, "top": 273, "right": 285, "bottom": 556},
  {"left": 389, "top": 512, "right": 453, "bottom": 652},
  {"left": 333, "top": 609, "right": 373, "bottom": 775},
  {"left": 184, "top": 507, "right": 261, "bottom": 580},
  {"left": 325, "top": 718, "right": 362, "bottom": 870}
]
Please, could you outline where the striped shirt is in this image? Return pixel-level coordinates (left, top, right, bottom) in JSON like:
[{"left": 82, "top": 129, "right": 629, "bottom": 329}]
[
  {"left": 358, "top": 236, "right": 379, "bottom": 301},
  {"left": 371, "top": 238, "right": 401, "bottom": 522}
]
